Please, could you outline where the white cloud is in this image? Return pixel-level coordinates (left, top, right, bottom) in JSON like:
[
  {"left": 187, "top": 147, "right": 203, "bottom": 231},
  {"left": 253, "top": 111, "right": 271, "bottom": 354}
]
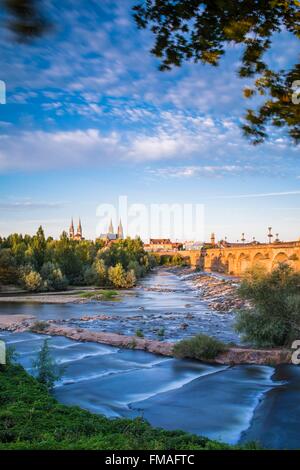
[{"left": 0, "top": 109, "right": 295, "bottom": 171}]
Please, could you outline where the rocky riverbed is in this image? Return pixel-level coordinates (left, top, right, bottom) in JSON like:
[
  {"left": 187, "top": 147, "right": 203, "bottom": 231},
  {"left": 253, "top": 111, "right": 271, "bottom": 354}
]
[{"left": 179, "top": 270, "right": 248, "bottom": 313}]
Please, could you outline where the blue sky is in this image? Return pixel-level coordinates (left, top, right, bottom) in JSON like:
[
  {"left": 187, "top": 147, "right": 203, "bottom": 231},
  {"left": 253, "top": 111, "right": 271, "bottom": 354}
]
[{"left": 0, "top": 0, "right": 299, "bottom": 242}]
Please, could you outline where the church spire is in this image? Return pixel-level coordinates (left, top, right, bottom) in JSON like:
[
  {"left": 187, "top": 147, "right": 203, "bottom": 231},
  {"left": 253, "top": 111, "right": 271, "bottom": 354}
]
[
  {"left": 77, "top": 218, "right": 82, "bottom": 237},
  {"left": 108, "top": 218, "right": 114, "bottom": 234},
  {"left": 69, "top": 218, "right": 75, "bottom": 239},
  {"left": 117, "top": 219, "right": 124, "bottom": 239}
]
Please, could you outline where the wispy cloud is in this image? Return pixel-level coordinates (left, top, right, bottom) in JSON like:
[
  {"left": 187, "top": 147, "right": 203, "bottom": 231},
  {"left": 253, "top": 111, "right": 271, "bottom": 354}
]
[
  {"left": 212, "top": 191, "right": 300, "bottom": 199},
  {"left": 0, "top": 201, "right": 66, "bottom": 211}
]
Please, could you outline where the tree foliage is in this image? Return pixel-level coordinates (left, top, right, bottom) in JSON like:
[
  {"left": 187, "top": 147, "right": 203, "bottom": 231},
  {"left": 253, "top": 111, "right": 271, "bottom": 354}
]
[
  {"left": 235, "top": 263, "right": 300, "bottom": 347},
  {"left": 133, "top": 0, "right": 300, "bottom": 144},
  {"left": 173, "top": 333, "right": 227, "bottom": 360},
  {"left": 0, "top": 228, "right": 151, "bottom": 291},
  {"left": 2, "top": 0, "right": 49, "bottom": 41},
  {"left": 32, "top": 339, "right": 62, "bottom": 391}
]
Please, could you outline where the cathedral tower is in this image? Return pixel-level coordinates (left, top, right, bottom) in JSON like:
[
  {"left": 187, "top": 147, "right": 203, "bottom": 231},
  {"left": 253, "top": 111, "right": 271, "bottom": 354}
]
[
  {"left": 77, "top": 218, "right": 82, "bottom": 238},
  {"left": 117, "top": 219, "right": 124, "bottom": 239},
  {"left": 108, "top": 218, "right": 114, "bottom": 234},
  {"left": 69, "top": 218, "right": 75, "bottom": 239}
]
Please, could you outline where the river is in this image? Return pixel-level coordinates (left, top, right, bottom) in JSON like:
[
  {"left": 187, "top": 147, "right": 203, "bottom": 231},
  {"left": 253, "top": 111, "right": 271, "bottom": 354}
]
[{"left": 0, "top": 268, "right": 299, "bottom": 449}]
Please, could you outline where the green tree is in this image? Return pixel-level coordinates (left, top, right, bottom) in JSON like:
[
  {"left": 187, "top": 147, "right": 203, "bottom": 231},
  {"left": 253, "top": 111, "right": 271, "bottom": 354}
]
[
  {"left": 23, "top": 270, "right": 43, "bottom": 292},
  {"left": 235, "top": 263, "right": 300, "bottom": 347},
  {"left": 133, "top": 0, "right": 300, "bottom": 144},
  {"left": 30, "top": 226, "right": 46, "bottom": 270},
  {"left": 0, "top": 248, "right": 18, "bottom": 285},
  {"left": 125, "top": 269, "right": 137, "bottom": 288},
  {"left": 40, "top": 262, "right": 69, "bottom": 291},
  {"left": 32, "top": 339, "right": 62, "bottom": 391},
  {"left": 108, "top": 263, "right": 127, "bottom": 288},
  {"left": 93, "top": 258, "right": 107, "bottom": 285}
]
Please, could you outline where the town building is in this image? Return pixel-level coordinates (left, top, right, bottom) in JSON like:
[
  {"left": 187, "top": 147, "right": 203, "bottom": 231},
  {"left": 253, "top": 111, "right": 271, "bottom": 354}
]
[{"left": 143, "top": 238, "right": 183, "bottom": 252}]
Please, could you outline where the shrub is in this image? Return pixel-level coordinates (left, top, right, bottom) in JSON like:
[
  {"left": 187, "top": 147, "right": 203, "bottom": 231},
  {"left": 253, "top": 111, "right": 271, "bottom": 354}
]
[
  {"left": 235, "top": 263, "right": 300, "bottom": 347},
  {"left": 173, "top": 334, "right": 227, "bottom": 360},
  {"left": 29, "top": 321, "right": 49, "bottom": 332},
  {"left": 108, "top": 263, "right": 127, "bottom": 288},
  {"left": 135, "top": 329, "right": 144, "bottom": 338},
  {"left": 83, "top": 266, "right": 98, "bottom": 285},
  {"left": 125, "top": 269, "right": 136, "bottom": 288},
  {"left": 23, "top": 270, "right": 43, "bottom": 292}
]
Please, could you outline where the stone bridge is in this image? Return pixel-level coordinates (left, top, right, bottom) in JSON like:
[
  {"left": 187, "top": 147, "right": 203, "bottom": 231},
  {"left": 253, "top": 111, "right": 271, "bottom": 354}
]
[
  {"left": 203, "top": 242, "right": 300, "bottom": 275},
  {"left": 150, "top": 241, "right": 300, "bottom": 275}
]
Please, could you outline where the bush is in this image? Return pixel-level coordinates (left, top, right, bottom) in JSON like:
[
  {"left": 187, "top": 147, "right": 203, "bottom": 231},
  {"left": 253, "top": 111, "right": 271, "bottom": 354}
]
[
  {"left": 23, "top": 270, "right": 43, "bottom": 292},
  {"left": 135, "top": 329, "right": 144, "bottom": 338},
  {"left": 41, "top": 262, "right": 69, "bottom": 291},
  {"left": 173, "top": 334, "right": 227, "bottom": 360},
  {"left": 29, "top": 321, "right": 49, "bottom": 332},
  {"left": 235, "top": 263, "right": 300, "bottom": 347}
]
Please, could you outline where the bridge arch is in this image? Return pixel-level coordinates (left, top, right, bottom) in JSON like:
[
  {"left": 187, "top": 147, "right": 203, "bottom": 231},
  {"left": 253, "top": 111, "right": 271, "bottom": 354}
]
[
  {"left": 272, "top": 252, "right": 289, "bottom": 269},
  {"left": 226, "top": 253, "right": 236, "bottom": 275},
  {"left": 237, "top": 253, "right": 251, "bottom": 274}
]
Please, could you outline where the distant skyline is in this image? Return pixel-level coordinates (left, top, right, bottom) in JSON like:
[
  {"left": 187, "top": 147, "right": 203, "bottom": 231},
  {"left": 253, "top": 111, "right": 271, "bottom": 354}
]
[{"left": 0, "top": 0, "right": 299, "bottom": 242}]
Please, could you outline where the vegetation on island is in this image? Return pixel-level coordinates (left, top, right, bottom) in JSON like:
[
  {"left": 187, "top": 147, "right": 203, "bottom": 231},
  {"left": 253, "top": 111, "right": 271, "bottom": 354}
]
[
  {"left": 0, "top": 227, "right": 156, "bottom": 292},
  {"left": 0, "top": 358, "right": 245, "bottom": 450},
  {"left": 78, "top": 289, "right": 120, "bottom": 301},
  {"left": 235, "top": 263, "right": 300, "bottom": 347},
  {"left": 173, "top": 334, "right": 227, "bottom": 361}
]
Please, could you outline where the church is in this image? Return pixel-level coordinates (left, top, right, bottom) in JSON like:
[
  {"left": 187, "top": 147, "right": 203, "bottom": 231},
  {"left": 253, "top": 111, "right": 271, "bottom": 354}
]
[
  {"left": 99, "top": 219, "right": 124, "bottom": 243},
  {"left": 69, "top": 218, "right": 84, "bottom": 241}
]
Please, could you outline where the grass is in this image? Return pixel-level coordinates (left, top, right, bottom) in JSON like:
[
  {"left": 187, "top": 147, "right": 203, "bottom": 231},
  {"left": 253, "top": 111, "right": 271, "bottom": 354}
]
[
  {"left": 78, "top": 289, "right": 120, "bottom": 301},
  {"left": 135, "top": 329, "right": 144, "bottom": 338},
  {"left": 173, "top": 334, "right": 228, "bottom": 361},
  {"left": 0, "top": 361, "right": 246, "bottom": 450}
]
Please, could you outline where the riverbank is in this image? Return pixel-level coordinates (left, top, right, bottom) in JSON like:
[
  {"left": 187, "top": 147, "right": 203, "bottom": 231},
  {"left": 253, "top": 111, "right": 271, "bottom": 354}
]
[
  {"left": 0, "top": 288, "right": 100, "bottom": 304},
  {"left": 0, "top": 361, "right": 236, "bottom": 450}
]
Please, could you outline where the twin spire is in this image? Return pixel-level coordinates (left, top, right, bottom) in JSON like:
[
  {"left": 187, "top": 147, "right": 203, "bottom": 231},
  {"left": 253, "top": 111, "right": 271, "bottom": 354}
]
[
  {"left": 69, "top": 218, "right": 83, "bottom": 240},
  {"left": 108, "top": 218, "right": 124, "bottom": 239}
]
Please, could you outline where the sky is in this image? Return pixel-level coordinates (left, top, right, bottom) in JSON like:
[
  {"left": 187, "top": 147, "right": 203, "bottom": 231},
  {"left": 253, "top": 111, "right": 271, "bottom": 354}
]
[{"left": 0, "top": 0, "right": 299, "bottom": 242}]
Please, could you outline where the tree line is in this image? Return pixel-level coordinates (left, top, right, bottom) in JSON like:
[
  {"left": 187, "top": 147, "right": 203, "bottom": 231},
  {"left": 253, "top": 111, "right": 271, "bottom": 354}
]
[{"left": 0, "top": 227, "right": 156, "bottom": 292}]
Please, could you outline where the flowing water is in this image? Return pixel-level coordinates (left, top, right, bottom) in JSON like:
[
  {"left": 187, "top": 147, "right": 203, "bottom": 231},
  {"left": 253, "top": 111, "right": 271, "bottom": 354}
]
[{"left": 0, "top": 269, "right": 299, "bottom": 449}]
